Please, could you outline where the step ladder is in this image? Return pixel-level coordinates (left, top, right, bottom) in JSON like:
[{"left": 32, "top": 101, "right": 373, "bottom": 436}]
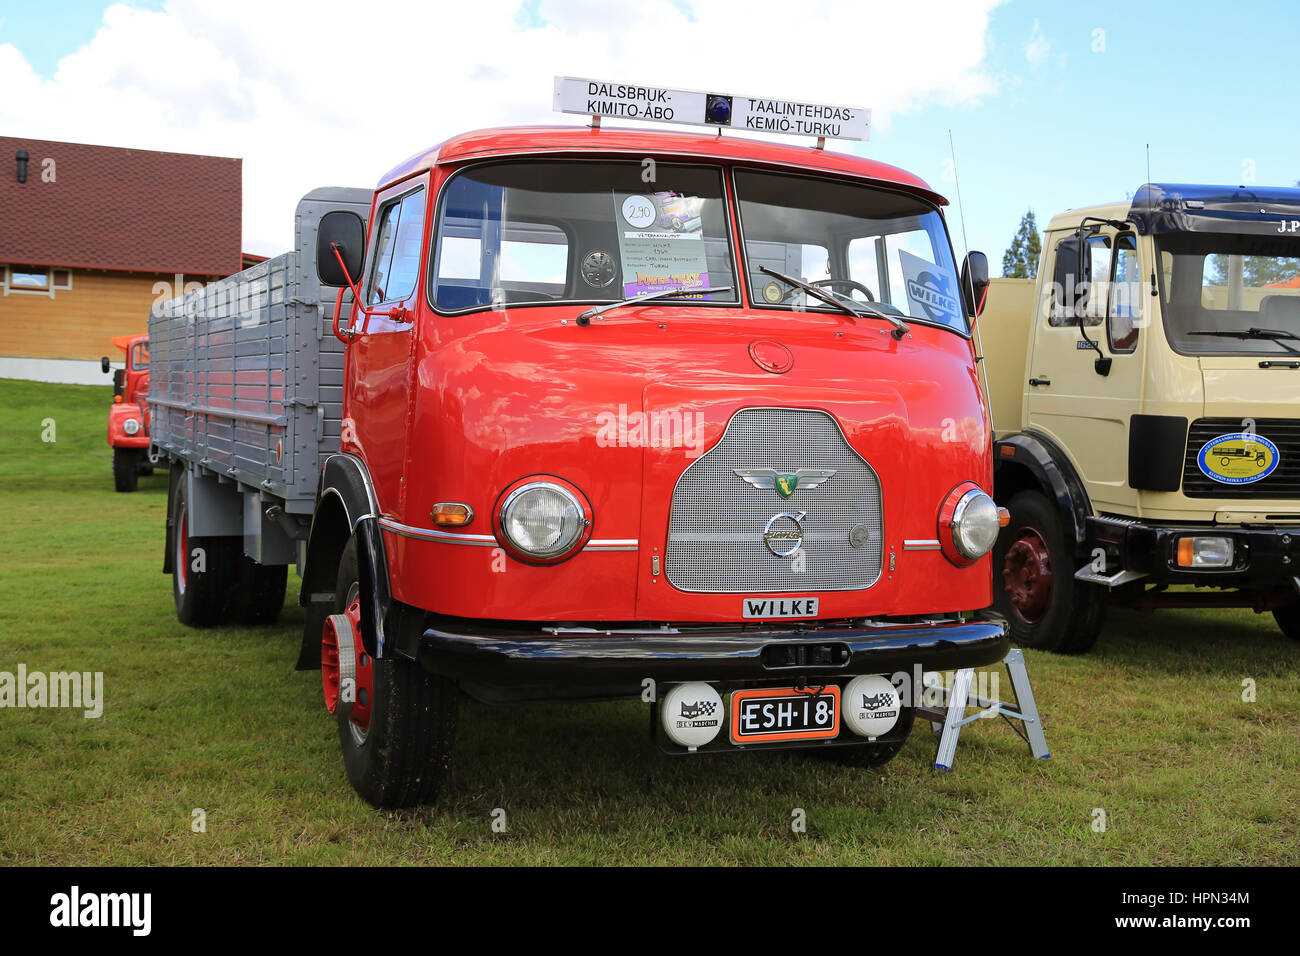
[{"left": 914, "top": 648, "right": 1049, "bottom": 770}]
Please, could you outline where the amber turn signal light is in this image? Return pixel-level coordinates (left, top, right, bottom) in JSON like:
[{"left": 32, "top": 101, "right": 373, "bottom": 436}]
[
  {"left": 997, "top": 507, "right": 1010, "bottom": 527},
  {"left": 431, "top": 502, "right": 474, "bottom": 527}
]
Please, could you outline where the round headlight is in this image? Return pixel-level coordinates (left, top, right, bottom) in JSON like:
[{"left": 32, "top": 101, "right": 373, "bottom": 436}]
[
  {"left": 123, "top": 417, "right": 141, "bottom": 436},
  {"left": 938, "top": 483, "right": 1002, "bottom": 565},
  {"left": 496, "top": 479, "right": 591, "bottom": 563},
  {"left": 950, "top": 489, "right": 1000, "bottom": 560}
]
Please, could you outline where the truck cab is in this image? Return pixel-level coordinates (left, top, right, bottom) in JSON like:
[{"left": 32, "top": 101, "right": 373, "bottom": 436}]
[
  {"left": 981, "top": 183, "right": 1300, "bottom": 652},
  {"left": 101, "top": 333, "right": 153, "bottom": 492}
]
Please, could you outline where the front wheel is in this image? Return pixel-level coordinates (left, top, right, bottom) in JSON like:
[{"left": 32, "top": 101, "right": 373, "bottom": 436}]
[
  {"left": 1274, "top": 601, "right": 1300, "bottom": 642},
  {"left": 813, "top": 706, "right": 915, "bottom": 768},
  {"left": 113, "top": 447, "right": 139, "bottom": 492},
  {"left": 992, "top": 490, "right": 1106, "bottom": 654},
  {"left": 331, "top": 536, "right": 459, "bottom": 809}
]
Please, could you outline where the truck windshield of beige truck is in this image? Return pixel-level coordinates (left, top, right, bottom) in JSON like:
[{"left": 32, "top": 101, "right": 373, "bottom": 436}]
[
  {"left": 733, "top": 168, "right": 966, "bottom": 333},
  {"left": 1158, "top": 231, "right": 1300, "bottom": 355},
  {"left": 430, "top": 160, "right": 737, "bottom": 313}
]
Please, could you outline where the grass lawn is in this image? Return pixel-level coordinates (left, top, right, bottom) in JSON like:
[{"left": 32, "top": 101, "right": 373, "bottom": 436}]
[{"left": 0, "top": 377, "right": 1296, "bottom": 865}]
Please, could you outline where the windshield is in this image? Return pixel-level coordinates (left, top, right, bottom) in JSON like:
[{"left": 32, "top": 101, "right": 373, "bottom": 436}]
[
  {"left": 733, "top": 169, "right": 965, "bottom": 333},
  {"left": 1158, "top": 231, "right": 1300, "bottom": 355},
  {"left": 430, "top": 161, "right": 737, "bottom": 312}
]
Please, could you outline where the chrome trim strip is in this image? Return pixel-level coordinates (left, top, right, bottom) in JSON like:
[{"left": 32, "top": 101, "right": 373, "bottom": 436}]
[
  {"left": 379, "top": 518, "right": 497, "bottom": 546},
  {"left": 903, "top": 539, "right": 942, "bottom": 551},
  {"left": 582, "top": 539, "right": 639, "bottom": 551},
  {"left": 378, "top": 518, "right": 637, "bottom": 552}
]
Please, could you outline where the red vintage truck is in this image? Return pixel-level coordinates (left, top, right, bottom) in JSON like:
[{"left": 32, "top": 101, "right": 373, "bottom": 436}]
[
  {"left": 149, "top": 84, "right": 1011, "bottom": 808},
  {"left": 101, "top": 333, "right": 154, "bottom": 492}
]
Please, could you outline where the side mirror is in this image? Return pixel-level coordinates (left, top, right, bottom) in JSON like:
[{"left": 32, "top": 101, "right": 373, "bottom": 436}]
[
  {"left": 961, "top": 251, "right": 990, "bottom": 319},
  {"left": 100, "top": 356, "right": 110, "bottom": 374},
  {"left": 317, "top": 211, "right": 365, "bottom": 288}
]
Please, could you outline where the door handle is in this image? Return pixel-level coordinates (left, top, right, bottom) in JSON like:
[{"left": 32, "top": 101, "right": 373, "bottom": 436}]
[{"left": 1028, "top": 378, "right": 1051, "bottom": 387}]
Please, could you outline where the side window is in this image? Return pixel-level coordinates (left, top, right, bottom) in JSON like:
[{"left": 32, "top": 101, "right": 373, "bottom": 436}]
[
  {"left": 1084, "top": 235, "right": 1111, "bottom": 322},
  {"left": 499, "top": 223, "right": 569, "bottom": 289},
  {"left": 366, "top": 189, "right": 426, "bottom": 306},
  {"left": 1108, "top": 234, "right": 1141, "bottom": 352},
  {"left": 848, "top": 229, "right": 943, "bottom": 314},
  {"left": 847, "top": 236, "right": 882, "bottom": 293}
]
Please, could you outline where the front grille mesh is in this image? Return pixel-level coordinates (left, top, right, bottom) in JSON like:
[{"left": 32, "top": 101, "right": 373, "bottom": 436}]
[
  {"left": 665, "top": 408, "right": 883, "bottom": 593},
  {"left": 1183, "top": 418, "right": 1300, "bottom": 499}
]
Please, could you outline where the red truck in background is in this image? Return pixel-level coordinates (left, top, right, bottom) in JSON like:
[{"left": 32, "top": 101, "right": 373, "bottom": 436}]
[
  {"left": 101, "top": 334, "right": 154, "bottom": 492},
  {"left": 148, "top": 84, "right": 1012, "bottom": 809}
]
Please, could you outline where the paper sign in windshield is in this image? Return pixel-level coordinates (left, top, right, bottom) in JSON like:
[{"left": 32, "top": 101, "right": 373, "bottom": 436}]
[
  {"left": 614, "top": 191, "right": 712, "bottom": 299},
  {"left": 899, "top": 248, "right": 960, "bottom": 325}
]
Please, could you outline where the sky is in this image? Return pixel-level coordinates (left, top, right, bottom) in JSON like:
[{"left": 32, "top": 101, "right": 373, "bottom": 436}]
[{"left": 2, "top": 0, "right": 1299, "bottom": 267}]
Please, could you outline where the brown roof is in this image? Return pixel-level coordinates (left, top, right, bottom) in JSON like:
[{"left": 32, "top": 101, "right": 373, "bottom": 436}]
[{"left": 0, "top": 135, "right": 242, "bottom": 277}]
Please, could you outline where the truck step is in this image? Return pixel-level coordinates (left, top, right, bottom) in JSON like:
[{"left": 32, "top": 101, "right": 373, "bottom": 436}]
[{"left": 1073, "top": 566, "right": 1148, "bottom": 588}]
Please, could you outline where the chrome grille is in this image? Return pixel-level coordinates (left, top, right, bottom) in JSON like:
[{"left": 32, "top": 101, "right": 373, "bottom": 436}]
[{"left": 665, "top": 408, "right": 883, "bottom": 593}]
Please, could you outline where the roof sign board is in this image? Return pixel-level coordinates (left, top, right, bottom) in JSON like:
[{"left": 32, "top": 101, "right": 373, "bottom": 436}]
[{"left": 553, "top": 76, "right": 870, "bottom": 142}]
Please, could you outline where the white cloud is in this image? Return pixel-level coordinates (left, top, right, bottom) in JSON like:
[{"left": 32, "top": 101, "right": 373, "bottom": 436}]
[
  {"left": 1024, "top": 18, "right": 1051, "bottom": 68},
  {"left": 1, "top": 0, "right": 1005, "bottom": 255}
]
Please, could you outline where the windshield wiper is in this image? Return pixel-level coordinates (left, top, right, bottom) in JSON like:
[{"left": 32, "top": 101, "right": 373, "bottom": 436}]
[
  {"left": 576, "top": 285, "right": 734, "bottom": 326},
  {"left": 759, "top": 267, "right": 910, "bottom": 339},
  {"left": 1188, "top": 327, "right": 1300, "bottom": 355}
]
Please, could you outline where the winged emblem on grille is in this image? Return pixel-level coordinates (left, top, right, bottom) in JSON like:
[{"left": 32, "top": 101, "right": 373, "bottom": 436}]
[{"left": 733, "top": 468, "right": 836, "bottom": 499}]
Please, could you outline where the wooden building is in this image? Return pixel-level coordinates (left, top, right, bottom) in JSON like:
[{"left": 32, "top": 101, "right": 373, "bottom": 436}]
[{"left": 0, "top": 136, "right": 252, "bottom": 384}]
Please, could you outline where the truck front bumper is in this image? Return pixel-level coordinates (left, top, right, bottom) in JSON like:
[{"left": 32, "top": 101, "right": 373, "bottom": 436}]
[
  {"left": 418, "top": 614, "right": 1010, "bottom": 690},
  {"left": 1089, "top": 516, "right": 1300, "bottom": 590}
]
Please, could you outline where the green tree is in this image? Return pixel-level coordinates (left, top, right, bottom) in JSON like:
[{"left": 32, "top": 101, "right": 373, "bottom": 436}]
[{"left": 1002, "top": 210, "right": 1041, "bottom": 279}]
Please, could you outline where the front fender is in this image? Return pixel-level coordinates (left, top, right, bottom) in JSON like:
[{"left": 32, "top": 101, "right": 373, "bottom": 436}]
[
  {"left": 296, "top": 454, "right": 394, "bottom": 667},
  {"left": 107, "top": 402, "right": 150, "bottom": 448},
  {"left": 994, "top": 430, "right": 1092, "bottom": 557}
]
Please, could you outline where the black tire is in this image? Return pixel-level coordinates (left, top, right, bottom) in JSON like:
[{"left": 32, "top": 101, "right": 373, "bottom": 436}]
[
  {"left": 170, "top": 478, "right": 236, "bottom": 627},
  {"left": 333, "top": 536, "right": 458, "bottom": 809},
  {"left": 113, "top": 447, "right": 139, "bottom": 492},
  {"left": 232, "top": 557, "right": 288, "bottom": 625},
  {"left": 992, "top": 489, "right": 1106, "bottom": 654},
  {"left": 814, "top": 706, "right": 915, "bottom": 768},
  {"left": 1273, "top": 602, "right": 1300, "bottom": 642}
]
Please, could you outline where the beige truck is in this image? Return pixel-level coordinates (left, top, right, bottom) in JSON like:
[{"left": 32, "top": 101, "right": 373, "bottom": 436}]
[{"left": 978, "top": 183, "right": 1300, "bottom": 652}]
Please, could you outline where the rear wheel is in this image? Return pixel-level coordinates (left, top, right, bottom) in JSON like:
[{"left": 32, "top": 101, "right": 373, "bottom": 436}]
[
  {"left": 1273, "top": 601, "right": 1300, "bottom": 642},
  {"left": 113, "top": 447, "right": 139, "bottom": 492},
  {"left": 170, "top": 478, "right": 235, "bottom": 627},
  {"left": 330, "top": 536, "right": 459, "bottom": 808},
  {"left": 993, "top": 490, "right": 1106, "bottom": 654}
]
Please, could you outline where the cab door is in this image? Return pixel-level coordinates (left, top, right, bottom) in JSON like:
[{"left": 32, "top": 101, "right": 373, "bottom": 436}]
[
  {"left": 1024, "top": 227, "right": 1149, "bottom": 513},
  {"left": 344, "top": 178, "right": 429, "bottom": 517}
]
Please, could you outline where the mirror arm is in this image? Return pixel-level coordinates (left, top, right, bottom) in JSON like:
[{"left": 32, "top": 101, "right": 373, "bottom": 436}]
[{"left": 329, "top": 242, "right": 410, "bottom": 343}]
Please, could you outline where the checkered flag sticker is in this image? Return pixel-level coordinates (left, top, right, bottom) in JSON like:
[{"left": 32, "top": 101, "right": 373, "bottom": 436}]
[{"left": 679, "top": 699, "right": 718, "bottom": 719}]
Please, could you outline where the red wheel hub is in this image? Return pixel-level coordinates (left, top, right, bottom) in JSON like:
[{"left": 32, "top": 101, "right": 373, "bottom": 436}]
[
  {"left": 320, "top": 597, "right": 373, "bottom": 733},
  {"left": 1002, "top": 528, "right": 1053, "bottom": 625}
]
